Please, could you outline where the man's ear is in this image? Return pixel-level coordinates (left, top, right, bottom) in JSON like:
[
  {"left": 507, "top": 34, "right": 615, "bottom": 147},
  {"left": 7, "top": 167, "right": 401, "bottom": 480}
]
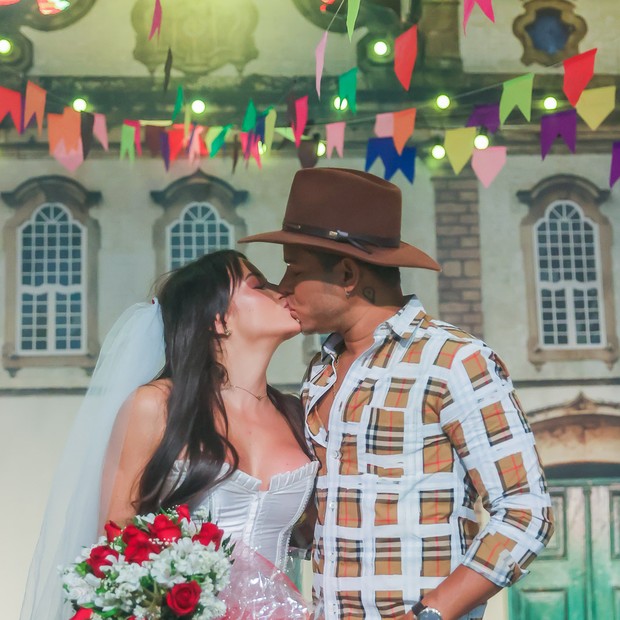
[{"left": 337, "top": 257, "right": 361, "bottom": 290}]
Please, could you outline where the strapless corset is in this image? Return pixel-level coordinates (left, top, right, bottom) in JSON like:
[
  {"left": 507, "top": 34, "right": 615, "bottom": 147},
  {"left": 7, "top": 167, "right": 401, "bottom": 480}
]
[{"left": 168, "top": 460, "right": 319, "bottom": 570}]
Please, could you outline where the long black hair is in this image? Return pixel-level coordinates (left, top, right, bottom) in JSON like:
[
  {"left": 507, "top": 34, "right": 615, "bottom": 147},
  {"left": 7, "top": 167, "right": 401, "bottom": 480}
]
[{"left": 137, "top": 249, "right": 311, "bottom": 513}]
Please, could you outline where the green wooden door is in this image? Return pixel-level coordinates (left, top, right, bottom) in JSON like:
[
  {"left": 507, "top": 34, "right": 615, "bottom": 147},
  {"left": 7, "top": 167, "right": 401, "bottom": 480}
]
[{"left": 509, "top": 480, "right": 620, "bottom": 620}]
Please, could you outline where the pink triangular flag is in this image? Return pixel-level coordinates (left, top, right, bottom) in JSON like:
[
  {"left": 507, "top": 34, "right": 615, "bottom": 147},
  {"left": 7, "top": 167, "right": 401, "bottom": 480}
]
[
  {"left": 188, "top": 125, "right": 205, "bottom": 166},
  {"left": 394, "top": 25, "right": 417, "bottom": 91},
  {"left": 24, "top": 82, "right": 46, "bottom": 135},
  {"left": 52, "top": 140, "right": 84, "bottom": 173},
  {"left": 326, "top": 122, "right": 345, "bottom": 158},
  {"left": 315, "top": 31, "right": 328, "bottom": 99},
  {"left": 123, "top": 120, "right": 143, "bottom": 156},
  {"left": 374, "top": 112, "right": 394, "bottom": 138},
  {"left": 472, "top": 146, "right": 507, "bottom": 188},
  {"left": 292, "top": 96, "right": 308, "bottom": 148},
  {"left": 240, "top": 132, "right": 262, "bottom": 168},
  {"left": 463, "top": 0, "right": 495, "bottom": 32},
  {"left": 149, "top": 0, "right": 162, "bottom": 40},
  {"left": 93, "top": 113, "right": 109, "bottom": 150}
]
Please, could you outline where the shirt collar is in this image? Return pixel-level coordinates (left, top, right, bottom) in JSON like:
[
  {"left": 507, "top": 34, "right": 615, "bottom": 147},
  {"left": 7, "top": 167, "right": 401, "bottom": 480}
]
[{"left": 319, "top": 295, "right": 426, "bottom": 362}]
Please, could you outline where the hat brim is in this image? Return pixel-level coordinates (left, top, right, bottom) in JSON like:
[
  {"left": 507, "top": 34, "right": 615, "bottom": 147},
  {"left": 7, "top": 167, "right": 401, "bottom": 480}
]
[{"left": 238, "top": 230, "right": 441, "bottom": 271}]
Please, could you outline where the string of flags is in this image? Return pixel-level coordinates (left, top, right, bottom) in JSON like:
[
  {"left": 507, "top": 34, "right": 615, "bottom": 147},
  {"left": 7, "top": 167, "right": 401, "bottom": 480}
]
[{"left": 0, "top": 0, "right": 618, "bottom": 188}]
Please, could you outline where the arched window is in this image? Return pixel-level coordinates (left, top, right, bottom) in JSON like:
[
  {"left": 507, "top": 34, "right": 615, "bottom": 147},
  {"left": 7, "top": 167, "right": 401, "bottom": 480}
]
[
  {"left": 19, "top": 203, "right": 86, "bottom": 354},
  {"left": 167, "top": 202, "right": 234, "bottom": 270},
  {"left": 152, "top": 170, "right": 247, "bottom": 276},
  {"left": 519, "top": 175, "right": 618, "bottom": 368},
  {"left": 2, "top": 176, "right": 101, "bottom": 375}
]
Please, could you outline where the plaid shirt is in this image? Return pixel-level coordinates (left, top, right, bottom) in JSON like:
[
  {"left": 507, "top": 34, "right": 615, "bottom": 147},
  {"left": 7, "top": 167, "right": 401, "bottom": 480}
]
[{"left": 301, "top": 297, "right": 554, "bottom": 620}]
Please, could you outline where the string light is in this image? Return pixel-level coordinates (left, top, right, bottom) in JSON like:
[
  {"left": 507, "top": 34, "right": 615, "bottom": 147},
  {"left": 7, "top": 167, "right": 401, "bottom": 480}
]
[
  {"left": 0, "top": 39, "right": 12, "bottom": 55},
  {"left": 431, "top": 144, "right": 446, "bottom": 160},
  {"left": 191, "top": 99, "right": 206, "bottom": 114},
  {"left": 72, "top": 98, "right": 87, "bottom": 112},
  {"left": 333, "top": 96, "right": 348, "bottom": 111},
  {"left": 543, "top": 96, "right": 558, "bottom": 111},
  {"left": 316, "top": 141, "right": 327, "bottom": 157},
  {"left": 474, "top": 134, "right": 489, "bottom": 150},
  {"left": 372, "top": 40, "right": 389, "bottom": 56},
  {"left": 436, "top": 94, "right": 451, "bottom": 110},
  {"left": 257, "top": 141, "right": 267, "bottom": 155}
]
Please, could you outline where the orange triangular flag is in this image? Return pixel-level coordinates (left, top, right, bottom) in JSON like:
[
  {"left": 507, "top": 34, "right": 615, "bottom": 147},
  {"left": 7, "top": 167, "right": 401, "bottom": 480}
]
[
  {"left": 24, "top": 82, "right": 46, "bottom": 135},
  {"left": 393, "top": 108, "right": 416, "bottom": 154}
]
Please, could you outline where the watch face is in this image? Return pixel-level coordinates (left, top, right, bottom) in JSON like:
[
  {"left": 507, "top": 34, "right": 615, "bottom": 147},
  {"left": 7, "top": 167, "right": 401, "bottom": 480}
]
[{"left": 419, "top": 609, "right": 442, "bottom": 620}]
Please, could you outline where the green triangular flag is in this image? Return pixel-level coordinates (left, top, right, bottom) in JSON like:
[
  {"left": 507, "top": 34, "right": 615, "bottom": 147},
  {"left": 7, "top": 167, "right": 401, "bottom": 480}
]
[
  {"left": 500, "top": 73, "right": 534, "bottom": 124},
  {"left": 120, "top": 124, "right": 136, "bottom": 161},
  {"left": 339, "top": 67, "right": 358, "bottom": 114},
  {"left": 210, "top": 124, "right": 232, "bottom": 158},
  {"left": 347, "top": 0, "right": 361, "bottom": 40},
  {"left": 242, "top": 99, "right": 257, "bottom": 132},
  {"left": 172, "top": 85, "right": 184, "bottom": 121}
]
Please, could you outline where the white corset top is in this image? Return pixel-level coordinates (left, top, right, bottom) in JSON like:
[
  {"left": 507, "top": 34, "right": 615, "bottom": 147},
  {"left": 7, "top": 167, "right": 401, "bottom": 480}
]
[{"left": 168, "top": 460, "right": 319, "bottom": 570}]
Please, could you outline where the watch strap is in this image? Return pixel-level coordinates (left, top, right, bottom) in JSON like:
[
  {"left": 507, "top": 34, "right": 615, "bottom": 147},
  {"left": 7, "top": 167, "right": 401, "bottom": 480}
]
[{"left": 412, "top": 601, "right": 427, "bottom": 615}]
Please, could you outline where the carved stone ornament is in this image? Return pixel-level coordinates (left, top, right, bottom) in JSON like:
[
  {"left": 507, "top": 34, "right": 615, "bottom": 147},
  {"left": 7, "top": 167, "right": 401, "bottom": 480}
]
[
  {"left": 131, "top": 0, "right": 259, "bottom": 77},
  {"left": 513, "top": 0, "right": 587, "bottom": 67}
]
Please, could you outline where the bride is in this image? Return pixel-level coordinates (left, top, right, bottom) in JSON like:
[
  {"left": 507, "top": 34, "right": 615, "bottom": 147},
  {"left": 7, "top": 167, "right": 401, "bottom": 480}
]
[{"left": 20, "top": 249, "right": 318, "bottom": 620}]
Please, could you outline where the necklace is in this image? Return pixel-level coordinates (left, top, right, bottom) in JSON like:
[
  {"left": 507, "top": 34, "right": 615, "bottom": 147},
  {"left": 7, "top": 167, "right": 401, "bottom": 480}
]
[{"left": 225, "top": 384, "right": 269, "bottom": 401}]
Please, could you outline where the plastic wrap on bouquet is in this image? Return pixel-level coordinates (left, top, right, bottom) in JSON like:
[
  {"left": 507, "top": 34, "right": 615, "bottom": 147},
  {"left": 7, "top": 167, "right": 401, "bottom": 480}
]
[{"left": 217, "top": 541, "right": 310, "bottom": 619}]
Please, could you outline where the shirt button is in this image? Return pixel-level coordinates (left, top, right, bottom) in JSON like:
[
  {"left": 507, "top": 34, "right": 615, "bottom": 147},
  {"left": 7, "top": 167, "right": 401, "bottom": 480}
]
[
  {"left": 331, "top": 450, "right": 341, "bottom": 460},
  {"left": 329, "top": 501, "right": 336, "bottom": 510}
]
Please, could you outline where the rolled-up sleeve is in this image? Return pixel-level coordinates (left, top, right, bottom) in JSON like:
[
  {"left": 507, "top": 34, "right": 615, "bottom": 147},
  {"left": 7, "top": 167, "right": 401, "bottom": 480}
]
[{"left": 440, "top": 342, "right": 555, "bottom": 588}]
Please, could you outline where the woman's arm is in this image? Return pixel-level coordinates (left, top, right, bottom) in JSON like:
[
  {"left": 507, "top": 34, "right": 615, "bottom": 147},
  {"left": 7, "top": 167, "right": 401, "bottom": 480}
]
[{"left": 104, "top": 384, "right": 168, "bottom": 525}]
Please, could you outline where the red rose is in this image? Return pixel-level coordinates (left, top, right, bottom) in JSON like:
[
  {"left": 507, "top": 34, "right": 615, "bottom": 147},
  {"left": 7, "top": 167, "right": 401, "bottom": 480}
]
[
  {"left": 124, "top": 530, "right": 160, "bottom": 564},
  {"left": 104, "top": 520, "right": 122, "bottom": 543},
  {"left": 122, "top": 524, "right": 148, "bottom": 545},
  {"left": 166, "top": 581, "right": 201, "bottom": 616},
  {"left": 192, "top": 522, "right": 224, "bottom": 550},
  {"left": 86, "top": 545, "right": 119, "bottom": 578},
  {"left": 177, "top": 504, "right": 191, "bottom": 522},
  {"left": 149, "top": 514, "right": 182, "bottom": 542},
  {"left": 70, "top": 609, "right": 93, "bottom": 620}
]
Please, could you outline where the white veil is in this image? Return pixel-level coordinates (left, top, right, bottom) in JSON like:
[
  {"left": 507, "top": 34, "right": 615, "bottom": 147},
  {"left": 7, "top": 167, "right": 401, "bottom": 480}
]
[{"left": 20, "top": 300, "right": 165, "bottom": 620}]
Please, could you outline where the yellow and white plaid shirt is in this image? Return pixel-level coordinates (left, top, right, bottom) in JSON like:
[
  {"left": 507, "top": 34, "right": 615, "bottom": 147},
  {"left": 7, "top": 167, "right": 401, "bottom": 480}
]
[{"left": 302, "top": 297, "right": 554, "bottom": 620}]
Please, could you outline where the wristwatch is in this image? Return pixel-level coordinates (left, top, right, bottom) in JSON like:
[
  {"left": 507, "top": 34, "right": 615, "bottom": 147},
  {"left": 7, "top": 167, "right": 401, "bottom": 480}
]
[{"left": 412, "top": 601, "right": 443, "bottom": 620}]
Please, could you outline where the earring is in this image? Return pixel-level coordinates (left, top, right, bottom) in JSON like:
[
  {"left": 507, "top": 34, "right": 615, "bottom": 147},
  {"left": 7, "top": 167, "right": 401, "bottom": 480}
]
[
  {"left": 224, "top": 328, "right": 232, "bottom": 337},
  {"left": 344, "top": 289, "right": 351, "bottom": 298}
]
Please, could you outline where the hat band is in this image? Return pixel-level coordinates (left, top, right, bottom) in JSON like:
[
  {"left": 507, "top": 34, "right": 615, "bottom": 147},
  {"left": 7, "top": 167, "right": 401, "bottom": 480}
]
[{"left": 283, "top": 222, "right": 400, "bottom": 254}]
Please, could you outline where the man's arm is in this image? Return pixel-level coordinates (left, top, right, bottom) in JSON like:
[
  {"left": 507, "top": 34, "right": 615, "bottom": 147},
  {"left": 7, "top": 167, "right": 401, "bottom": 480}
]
[{"left": 410, "top": 342, "right": 554, "bottom": 619}]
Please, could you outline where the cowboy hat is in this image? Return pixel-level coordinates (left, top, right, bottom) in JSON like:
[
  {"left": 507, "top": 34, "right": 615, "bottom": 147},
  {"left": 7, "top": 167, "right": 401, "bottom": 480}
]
[{"left": 239, "top": 167, "right": 440, "bottom": 270}]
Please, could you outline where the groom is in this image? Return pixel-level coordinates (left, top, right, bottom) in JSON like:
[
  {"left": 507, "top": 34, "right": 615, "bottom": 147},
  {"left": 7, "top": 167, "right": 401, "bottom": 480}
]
[{"left": 240, "top": 168, "right": 554, "bottom": 620}]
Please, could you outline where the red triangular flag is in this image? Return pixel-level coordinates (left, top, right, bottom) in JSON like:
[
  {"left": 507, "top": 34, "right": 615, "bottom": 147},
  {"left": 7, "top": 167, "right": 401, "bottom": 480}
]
[
  {"left": 563, "top": 48, "right": 597, "bottom": 107},
  {"left": 394, "top": 25, "right": 417, "bottom": 91},
  {"left": 0, "top": 87, "right": 23, "bottom": 133}
]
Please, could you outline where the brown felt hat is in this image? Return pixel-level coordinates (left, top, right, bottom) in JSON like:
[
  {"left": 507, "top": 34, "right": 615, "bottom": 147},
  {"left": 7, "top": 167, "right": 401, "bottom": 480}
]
[{"left": 239, "top": 168, "right": 441, "bottom": 270}]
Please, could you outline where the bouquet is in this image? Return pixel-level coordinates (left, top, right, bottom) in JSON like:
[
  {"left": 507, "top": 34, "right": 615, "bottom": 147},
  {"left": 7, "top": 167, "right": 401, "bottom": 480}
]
[{"left": 61, "top": 505, "right": 233, "bottom": 620}]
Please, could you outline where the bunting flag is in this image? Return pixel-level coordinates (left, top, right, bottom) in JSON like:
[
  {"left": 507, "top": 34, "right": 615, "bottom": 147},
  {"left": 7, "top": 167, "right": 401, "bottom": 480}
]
[
  {"left": 80, "top": 112, "right": 95, "bottom": 160},
  {"left": 463, "top": 0, "right": 495, "bottom": 32},
  {"left": 563, "top": 48, "right": 597, "bottom": 107},
  {"left": 338, "top": 68, "right": 358, "bottom": 114},
  {"left": 47, "top": 108, "right": 83, "bottom": 171},
  {"left": 315, "top": 31, "right": 328, "bottom": 98},
  {"left": 160, "top": 131, "right": 170, "bottom": 170},
  {"left": 394, "top": 25, "right": 417, "bottom": 91},
  {"left": 93, "top": 113, "right": 109, "bottom": 150},
  {"left": 540, "top": 109, "right": 577, "bottom": 159},
  {"left": 472, "top": 146, "right": 507, "bottom": 187},
  {"left": 611, "top": 141, "right": 620, "bottom": 188},
  {"left": 145, "top": 124, "right": 166, "bottom": 156},
  {"left": 183, "top": 104, "right": 191, "bottom": 139},
  {"left": 240, "top": 131, "right": 262, "bottom": 168},
  {"left": 393, "top": 108, "right": 416, "bottom": 154},
  {"left": 120, "top": 123, "right": 137, "bottom": 161},
  {"left": 500, "top": 73, "right": 534, "bottom": 123},
  {"left": 149, "top": 0, "right": 162, "bottom": 40},
  {"left": 444, "top": 127, "right": 476, "bottom": 174},
  {"left": 23, "top": 81, "right": 46, "bottom": 135},
  {"left": 575, "top": 85, "right": 615, "bottom": 130},
  {"left": 52, "top": 140, "right": 84, "bottom": 172},
  {"left": 242, "top": 99, "right": 257, "bottom": 132},
  {"left": 123, "top": 120, "right": 143, "bottom": 156},
  {"left": 374, "top": 112, "right": 394, "bottom": 138},
  {"left": 188, "top": 125, "right": 207, "bottom": 166},
  {"left": 467, "top": 102, "right": 500, "bottom": 134},
  {"left": 365, "top": 137, "right": 416, "bottom": 183},
  {"left": 209, "top": 124, "right": 232, "bottom": 157},
  {"left": 163, "top": 48, "right": 173, "bottom": 92},
  {"left": 346, "top": 0, "right": 361, "bottom": 40},
  {"left": 326, "top": 121, "right": 345, "bottom": 158},
  {"left": 172, "top": 85, "right": 184, "bottom": 121},
  {"left": 0, "top": 87, "right": 23, "bottom": 132},
  {"left": 291, "top": 96, "right": 308, "bottom": 147},
  {"left": 263, "top": 108, "right": 277, "bottom": 152},
  {"left": 167, "top": 126, "right": 185, "bottom": 163}
]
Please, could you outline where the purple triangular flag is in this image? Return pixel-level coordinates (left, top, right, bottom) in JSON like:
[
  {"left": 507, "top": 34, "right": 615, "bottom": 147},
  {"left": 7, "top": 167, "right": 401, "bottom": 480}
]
[
  {"left": 611, "top": 141, "right": 620, "bottom": 188},
  {"left": 467, "top": 103, "right": 500, "bottom": 134},
  {"left": 160, "top": 131, "right": 170, "bottom": 170},
  {"left": 540, "top": 109, "right": 577, "bottom": 159}
]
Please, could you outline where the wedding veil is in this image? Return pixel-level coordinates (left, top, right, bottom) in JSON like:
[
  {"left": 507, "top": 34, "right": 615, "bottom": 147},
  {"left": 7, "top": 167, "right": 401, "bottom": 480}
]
[{"left": 20, "top": 300, "right": 165, "bottom": 620}]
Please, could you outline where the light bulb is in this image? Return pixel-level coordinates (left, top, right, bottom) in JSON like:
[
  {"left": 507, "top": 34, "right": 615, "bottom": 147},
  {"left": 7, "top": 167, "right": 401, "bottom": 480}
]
[{"left": 431, "top": 144, "right": 446, "bottom": 160}]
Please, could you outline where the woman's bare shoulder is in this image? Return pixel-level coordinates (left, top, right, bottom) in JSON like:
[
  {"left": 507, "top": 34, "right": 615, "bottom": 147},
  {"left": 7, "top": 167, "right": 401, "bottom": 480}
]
[{"left": 119, "top": 380, "right": 171, "bottom": 438}]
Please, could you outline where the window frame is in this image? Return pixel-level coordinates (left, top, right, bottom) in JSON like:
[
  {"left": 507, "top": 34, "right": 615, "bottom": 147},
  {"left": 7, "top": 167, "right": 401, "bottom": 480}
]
[
  {"left": 2, "top": 176, "right": 101, "bottom": 376},
  {"left": 151, "top": 170, "right": 248, "bottom": 277},
  {"left": 518, "top": 175, "right": 618, "bottom": 369}
]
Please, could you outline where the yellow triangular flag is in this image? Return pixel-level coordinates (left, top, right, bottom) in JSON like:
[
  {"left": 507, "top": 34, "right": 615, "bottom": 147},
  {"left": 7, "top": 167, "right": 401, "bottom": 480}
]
[
  {"left": 264, "top": 108, "right": 277, "bottom": 153},
  {"left": 576, "top": 86, "right": 616, "bottom": 130},
  {"left": 444, "top": 127, "right": 477, "bottom": 174}
]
